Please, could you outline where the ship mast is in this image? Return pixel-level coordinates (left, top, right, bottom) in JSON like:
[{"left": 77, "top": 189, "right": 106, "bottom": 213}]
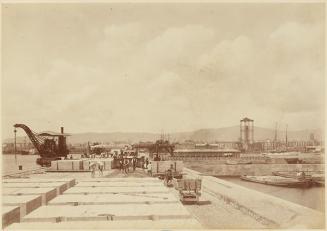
[{"left": 285, "top": 124, "right": 288, "bottom": 151}]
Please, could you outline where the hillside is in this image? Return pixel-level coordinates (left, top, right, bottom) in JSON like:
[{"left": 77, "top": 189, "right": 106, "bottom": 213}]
[{"left": 4, "top": 126, "right": 323, "bottom": 144}]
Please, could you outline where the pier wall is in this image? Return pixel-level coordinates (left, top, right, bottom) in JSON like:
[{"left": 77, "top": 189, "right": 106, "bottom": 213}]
[
  {"left": 184, "top": 163, "right": 324, "bottom": 176},
  {"left": 184, "top": 168, "right": 325, "bottom": 229}
]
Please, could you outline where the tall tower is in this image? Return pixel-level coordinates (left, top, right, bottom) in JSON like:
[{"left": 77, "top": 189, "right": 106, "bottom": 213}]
[{"left": 240, "top": 117, "right": 254, "bottom": 151}]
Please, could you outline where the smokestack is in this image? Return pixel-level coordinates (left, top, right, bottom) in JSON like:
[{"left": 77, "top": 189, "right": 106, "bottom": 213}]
[{"left": 61, "top": 127, "right": 64, "bottom": 134}]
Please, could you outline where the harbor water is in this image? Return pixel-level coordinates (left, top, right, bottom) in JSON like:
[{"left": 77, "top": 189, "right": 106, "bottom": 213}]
[{"left": 218, "top": 176, "right": 325, "bottom": 212}]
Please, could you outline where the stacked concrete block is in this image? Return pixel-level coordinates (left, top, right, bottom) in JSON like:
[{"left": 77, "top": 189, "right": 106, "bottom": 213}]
[
  {"left": 2, "top": 206, "right": 20, "bottom": 228},
  {"left": 3, "top": 179, "right": 76, "bottom": 205},
  {"left": 48, "top": 193, "right": 178, "bottom": 205},
  {"left": 5, "top": 176, "right": 203, "bottom": 230},
  {"left": 75, "top": 181, "right": 162, "bottom": 187},
  {"left": 82, "top": 160, "right": 90, "bottom": 170},
  {"left": 79, "top": 177, "right": 160, "bottom": 183},
  {"left": 63, "top": 186, "right": 169, "bottom": 194},
  {"left": 50, "top": 161, "right": 58, "bottom": 171},
  {"left": 2, "top": 178, "right": 77, "bottom": 228},
  {"left": 21, "top": 204, "right": 192, "bottom": 222},
  {"left": 103, "top": 160, "right": 112, "bottom": 170},
  {"left": 57, "top": 160, "right": 74, "bottom": 171},
  {"left": 3, "top": 182, "right": 69, "bottom": 195},
  {"left": 3, "top": 195, "right": 42, "bottom": 218},
  {"left": 8, "top": 219, "right": 203, "bottom": 229},
  {"left": 3, "top": 178, "right": 76, "bottom": 188},
  {"left": 72, "top": 160, "right": 83, "bottom": 171},
  {"left": 3, "top": 187, "right": 57, "bottom": 205}
]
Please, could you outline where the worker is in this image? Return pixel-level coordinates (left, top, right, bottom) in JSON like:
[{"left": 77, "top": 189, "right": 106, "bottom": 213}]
[
  {"left": 124, "top": 159, "right": 129, "bottom": 174},
  {"left": 145, "top": 158, "right": 149, "bottom": 168},
  {"left": 70, "top": 155, "right": 73, "bottom": 160},
  {"left": 154, "top": 154, "right": 160, "bottom": 161},
  {"left": 119, "top": 158, "right": 124, "bottom": 172},
  {"left": 90, "top": 162, "right": 97, "bottom": 178},
  {"left": 98, "top": 161, "right": 104, "bottom": 176},
  {"left": 165, "top": 164, "right": 174, "bottom": 185},
  {"left": 147, "top": 162, "right": 152, "bottom": 176},
  {"left": 132, "top": 158, "right": 137, "bottom": 172}
]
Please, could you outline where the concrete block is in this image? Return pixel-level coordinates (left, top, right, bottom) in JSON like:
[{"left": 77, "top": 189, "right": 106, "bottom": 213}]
[
  {"left": 3, "top": 195, "right": 42, "bottom": 218},
  {"left": 78, "top": 177, "right": 160, "bottom": 183},
  {"left": 8, "top": 219, "right": 203, "bottom": 229},
  {"left": 3, "top": 178, "right": 76, "bottom": 188},
  {"left": 2, "top": 206, "right": 20, "bottom": 228},
  {"left": 82, "top": 160, "right": 90, "bottom": 170},
  {"left": 2, "top": 188, "right": 20, "bottom": 195},
  {"left": 75, "top": 181, "right": 162, "bottom": 187},
  {"left": 48, "top": 193, "right": 178, "bottom": 205},
  {"left": 22, "top": 204, "right": 191, "bottom": 222},
  {"left": 3, "top": 182, "right": 68, "bottom": 195},
  {"left": 3, "top": 188, "right": 58, "bottom": 205},
  {"left": 103, "top": 160, "right": 112, "bottom": 170},
  {"left": 72, "top": 160, "right": 83, "bottom": 170},
  {"left": 57, "top": 160, "right": 73, "bottom": 171},
  {"left": 64, "top": 186, "right": 169, "bottom": 194},
  {"left": 3, "top": 182, "right": 65, "bottom": 188},
  {"left": 50, "top": 161, "right": 58, "bottom": 171}
]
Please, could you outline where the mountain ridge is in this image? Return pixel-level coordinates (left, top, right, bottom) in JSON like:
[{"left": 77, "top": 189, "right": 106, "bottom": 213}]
[{"left": 3, "top": 126, "right": 323, "bottom": 144}]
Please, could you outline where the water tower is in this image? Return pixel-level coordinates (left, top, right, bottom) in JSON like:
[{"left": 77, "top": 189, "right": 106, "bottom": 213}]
[{"left": 240, "top": 117, "right": 254, "bottom": 150}]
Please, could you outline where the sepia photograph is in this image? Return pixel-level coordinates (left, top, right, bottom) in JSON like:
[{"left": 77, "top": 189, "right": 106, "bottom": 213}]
[{"left": 1, "top": 1, "right": 325, "bottom": 229}]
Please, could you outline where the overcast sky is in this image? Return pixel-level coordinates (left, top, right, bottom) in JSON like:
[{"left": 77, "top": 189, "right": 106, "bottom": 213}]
[{"left": 2, "top": 3, "right": 325, "bottom": 139}]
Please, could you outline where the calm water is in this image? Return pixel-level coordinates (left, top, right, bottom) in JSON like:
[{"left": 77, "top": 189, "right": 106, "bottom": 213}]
[
  {"left": 218, "top": 176, "right": 325, "bottom": 212},
  {"left": 2, "top": 154, "right": 82, "bottom": 175},
  {"left": 2, "top": 154, "right": 39, "bottom": 175}
]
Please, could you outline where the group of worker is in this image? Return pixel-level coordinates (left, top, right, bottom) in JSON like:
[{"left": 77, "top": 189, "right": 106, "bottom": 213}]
[
  {"left": 118, "top": 157, "right": 137, "bottom": 174},
  {"left": 90, "top": 161, "right": 105, "bottom": 178}
]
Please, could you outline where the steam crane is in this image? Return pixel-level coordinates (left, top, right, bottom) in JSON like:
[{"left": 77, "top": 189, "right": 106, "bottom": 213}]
[{"left": 13, "top": 124, "right": 70, "bottom": 166}]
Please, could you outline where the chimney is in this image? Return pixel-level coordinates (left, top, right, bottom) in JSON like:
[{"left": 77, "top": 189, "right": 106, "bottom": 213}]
[{"left": 61, "top": 127, "right": 64, "bottom": 134}]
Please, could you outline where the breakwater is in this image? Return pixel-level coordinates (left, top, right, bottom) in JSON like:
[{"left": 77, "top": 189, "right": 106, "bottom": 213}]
[{"left": 185, "top": 162, "right": 324, "bottom": 176}]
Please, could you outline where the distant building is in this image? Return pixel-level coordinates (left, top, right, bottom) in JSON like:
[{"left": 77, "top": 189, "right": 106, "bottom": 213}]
[{"left": 171, "top": 148, "right": 240, "bottom": 160}]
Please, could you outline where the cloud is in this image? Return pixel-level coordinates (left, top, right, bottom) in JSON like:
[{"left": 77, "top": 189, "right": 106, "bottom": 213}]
[
  {"left": 144, "top": 25, "right": 215, "bottom": 70},
  {"left": 2, "top": 12, "right": 324, "bottom": 139},
  {"left": 194, "top": 22, "right": 324, "bottom": 116}
]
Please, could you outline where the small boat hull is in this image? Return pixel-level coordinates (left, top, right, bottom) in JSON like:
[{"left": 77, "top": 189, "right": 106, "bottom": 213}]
[
  {"left": 240, "top": 175, "right": 312, "bottom": 188},
  {"left": 314, "top": 180, "right": 325, "bottom": 186},
  {"left": 272, "top": 171, "right": 324, "bottom": 187}
]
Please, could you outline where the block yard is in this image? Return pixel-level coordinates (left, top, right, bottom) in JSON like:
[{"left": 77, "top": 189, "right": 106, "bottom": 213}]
[
  {"left": 2, "top": 121, "right": 325, "bottom": 229},
  {"left": 2, "top": 161, "right": 325, "bottom": 229}
]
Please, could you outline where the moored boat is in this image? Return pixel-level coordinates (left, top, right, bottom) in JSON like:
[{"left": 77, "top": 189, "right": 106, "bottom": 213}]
[
  {"left": 272, "top": 171, "right": 312, "bottom": 179},
  {"left": 240, "top": 175, "right": 312, "bottom": 187},
  {"left": 314, "top": 180, "right": 325, "bottom": 186},
  {"left": 272, "top": 171, "right": 324, "bottom": 186}
]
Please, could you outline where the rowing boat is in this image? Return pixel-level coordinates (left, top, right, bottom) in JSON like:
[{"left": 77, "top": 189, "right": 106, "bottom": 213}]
[
  {"left": 272, "top": 171, "right": 312, "bottom": 179},
  {"left": 272, "top": 171, "right": 324, "bottom": 186},
  {"left": 240, "top": 175, "right": 312, "bottom": 187}
]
